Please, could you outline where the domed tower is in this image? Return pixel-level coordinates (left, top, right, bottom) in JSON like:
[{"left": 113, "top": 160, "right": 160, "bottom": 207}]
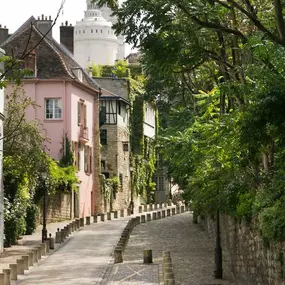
[{"left": 74, "top": 0, "right": 125, "bottom": 69}]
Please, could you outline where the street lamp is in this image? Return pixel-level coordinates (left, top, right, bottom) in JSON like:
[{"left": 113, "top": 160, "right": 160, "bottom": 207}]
[{"left": 41, "top": 170, "right": 48, "bottom": 243}]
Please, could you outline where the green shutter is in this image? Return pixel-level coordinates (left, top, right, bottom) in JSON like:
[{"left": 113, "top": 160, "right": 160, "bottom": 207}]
[
  {"left": 77, "top": 102, "right": 81, "bottom": 125},
  {"left": 84, "top": 104, "right": 87, "bottom": 127},
  {"left": 84, "top": 145, "right": 88, "bottom": 172}
]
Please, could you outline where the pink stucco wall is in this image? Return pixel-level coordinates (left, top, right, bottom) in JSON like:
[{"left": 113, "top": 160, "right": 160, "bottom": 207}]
[{"left": 6, "top": 80, "right": 96, "bottom": 218}]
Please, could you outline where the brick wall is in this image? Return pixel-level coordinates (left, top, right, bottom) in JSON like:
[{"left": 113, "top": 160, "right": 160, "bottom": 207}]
[{"left": 200, "top": 215, "right": 285, "bottom": 285}]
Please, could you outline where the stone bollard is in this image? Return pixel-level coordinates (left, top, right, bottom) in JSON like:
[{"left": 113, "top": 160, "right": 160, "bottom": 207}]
[
  {"left": 55, "top": 229, "right": 61, "bottom": 243},
  {"left": 143, "top": 250, "right": 153, "bottom": 264},
  {"left": 141, "top": 214, "right": 146, "bottom": 223},
  {"left": 32, "top": 248, "right": 38, "bottom": 263},
  {"left": 167, "top": 209, "right": 171, "bottom": 217},
  {"left": 0, "top": 273, "right": 4, "bottom": 285},
  {"left": 181, "top": 205, "right": 185, "bottom": 213},
  {"left": 149, "top": 204, "right": 153, "bottom": 211},
  {"left": 144, "top": 204, "right": 148, "bottom": 212},
  {"left": 27, "top": 251, "right": 34, "bottom": 267},
  {"left": 136, "top": 216, "right": 141, "bottom": 224},
  {"left": 171, "top": 208, "right": 176, "bottom": 215},
  {"left": 114, "top": 211, "right": 118, "bottom": 219},
  {"left": 147, "top": 213, "right": 151, "bottom": 222},
  {"left": 100, "top": 213, "right": 105, "bottom": 222},
  {"left": 16, "top": 259, "right": 24, "bottom": 274},
  {"left": 76, "top": 219, "right": 80, "bottom": 229},
  {"left": 93, "top": 215, "right": 98, "bottom": 223},
  {"left": 80, "top": 218, "right": 84, "bottom": 227},
  {"left": 3, "top": 269, "right": 10, "bottom": 285},
  {"left": 67, "top": 224, "right": 71, "bottom": 235},
  {"left": 107, "top": 212, "right": 112, "bottom": 221},
  {"left": 60, "top": 229, "right": 65, "bottom": 242},
  {"left": 49, "top": 234, "right": 55, "bottom": 250},
  {"left": 152, "top": 212, "right": 157, "bottom": 220},
  {"left": 159, "top": 202, "right": 163, "bottom": 209},
  {"left": 138, "top": 206, "right": 142, "bottom": 213},
  {"left": 44, "top": 240, "right": 50, "bottom": 253},
  {"left": 9, "top": 264, "right": 17, "bottom": 281},
  {"left": 41, "top": 243, "right": 47, "bottom": 256},
  {"left": 154, "top": 204, "right": 158, "bottom": 210},
  {"left": 176, "top": 206, "right": 181, "bottom": 214},
  {"left": 120, "top": 209, "right": 124, "bottom": 218},
  {"left": 37, "top": 245, "right": 42, "bottom": 260},
  {"left": 157, "top": 211, "right": 161, "bottom": 219},
  {"left": 22, "top": 255, "right": 29, "bottom": 270},
  {"left": 86, "top": 216, "right": 91, "bottom": 225},
  {"left": 164, "top": 202, "right": 168, "bottom": 208},
  {"left": 63, "top": 227, "right": 68, "bottom": 238},
  {"left": 162, "top": 210, "right": 166, "bottom": 218},
  {"left": 168, "top": 200, "right": 172, "bottom": 206},
  {"left": 114, "top": 246, "right": 123, "bottom": 263}
]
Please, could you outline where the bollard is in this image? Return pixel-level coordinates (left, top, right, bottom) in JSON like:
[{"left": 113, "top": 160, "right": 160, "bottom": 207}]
[
  {"left": 22, "top": 255, "right": 29, "bottom": 270},
  {"left": 114, "top": 246, "right": 123, "bottom": 263},
  {"left": 37, "top": 245, "right": 42, "bottom": 260},
  {"left": 136, "top": 216, "right": 141, "bottom": 224},
  {"left": 44, "top": 240, "right": 50, "bottom": 253},
  {"left": 55, "top": 229, "right": 61, "bottom": 243},
  {"left": 9, "top": 264, "right": 17, "bottom": 281},
  {"left": 27, "top": 251, "right": 34, "bottom": 267},
  {"left": 168, "top": 200, "right": 172, "bottom": 206},
  {"left": 32, "top": 248, "right": 38, "bottom": 263},
  {"left": 80, "top": 217, "right": 84, "bottom": 227},
  {"left": 167, "top": 209, "right": 171, "bottom": 217},
  {"left": 0, "top": 273, "right": 4, "bottom": 285},
  {"left": 144, "top": 204, "right": 148, "bottom": 212},
  {"left": 157, "top": 211, "right": 161, "bottom": 219},
  {"left": 16, "top": 259, "right": 24, "bottom": 274},
  {"left": 49, "top": 236, "right": 55, "bottom": 250},
  {"left": 41, "top": 243, "right": 47, "bottom": 256},
  {"left": 141, "top": 214, "right": 146, "bottom": 223},
  {"left": 100, "top": 213, "right": 105, "bottom": 222},
  {"left": 143, "top": 249, "right": 153, "bottom": 264},
  {"left": 138, "top": 206, "right": 142, "bottom": 213},
  {"left": 164, "top": 202, "right": 168, "bottom": 208},
  {"left": 60, "top": 229, "right": 65, "bottom": 242},
  {"left": 152, "top": 212, "right": 157, "bottom": 220},
  {"left": 114, "top": 211, "right": 118, "bottom": 219},
  {"left": 159, "top": 202, "right": 163, "bottom": 209},
  {"left": 93, "top": 215, "right": 98, "bottom": 223},
  {"left": 149, "top": 204, "right": 153, "bottom": 211},
  {"left": 86, "top": 216, "right": 91, "bottom": 225},
  {"left": 162, "top": 210, "right": 166, "bottom": 218},
  {"left": 181, "top": 205, "right": 185, "bottom": 213},
  {"left": 68, "top": 223, "right": 72, "bottom": 234},
  {"left": 3, "top": 269, "right": 10, "bottom": 285},
  {"left": 176, "top": 206, "right": 181, "bottom": 214},
  {"left": 171, "top": 208, "right": 176, "bottom": 215},
  {"left": 154, "top": 204, "right": 158, "bottom": 210},
  {"left": 107, "top": 212, "right": 111, "bottom": 221},
  {"left": 76, "top": 219, "right": 80, "bottom": 229},
  {"left": 146, "top": 213, "right": 151, "bottom": 222},
  {"left": 120, "top": 209, "right": 124, "bottom": 218}
]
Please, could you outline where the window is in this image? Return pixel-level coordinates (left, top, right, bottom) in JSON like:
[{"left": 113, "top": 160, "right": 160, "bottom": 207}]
[
  {"left": 102, "top": 172, "right": 110, "bottom": 179},
  {"left": 91, "top": 29, "right": 93, "bottom": 33},
  {"left": 45, "top": 98, "right": 62, "bottom": 119},
  {"left": 100, "top": 129, "right": 107, "bottom": 145},
  {"left": 118, "top": 101, "right": 121, "bottom": 115},
  {"left": 78, "top": 100, "right": 87, "bottom": 126},
  {"left": 101, "top": 29, "right": 103, "bottom": 33},
  {"left": 101, "top": 160, "right": 106, "bottom": 169},
  {"left": 84, "top": 146, "right": 92, "bottom": 174},
  {"left": 119, "top": 174, "right": 123, "bottom": 187},
  {"left": 123, "top": 142, "right": 129, "bottom": 152}
]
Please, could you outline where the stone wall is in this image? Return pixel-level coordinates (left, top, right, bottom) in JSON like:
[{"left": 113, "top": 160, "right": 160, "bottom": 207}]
[
  {"left": 37, "top": 192, "right": 72, "bottom": 224},
  {"left": 200, "top": 215, "right": 285, "bottom": 285}
]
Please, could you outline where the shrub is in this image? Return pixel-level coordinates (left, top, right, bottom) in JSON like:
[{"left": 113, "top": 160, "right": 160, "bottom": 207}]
[{"left": 25, "top": 204, "right": 38, "bottom": 235}]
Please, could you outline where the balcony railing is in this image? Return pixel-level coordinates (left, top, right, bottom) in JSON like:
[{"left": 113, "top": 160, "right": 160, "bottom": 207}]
[{"left": 79, "top": 125, "right": 89, "bottom": 143}]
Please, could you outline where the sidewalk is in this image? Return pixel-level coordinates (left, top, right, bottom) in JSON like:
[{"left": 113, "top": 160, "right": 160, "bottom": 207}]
[{"left": 0, "top": 219, "right": 73, "bottom": 272}]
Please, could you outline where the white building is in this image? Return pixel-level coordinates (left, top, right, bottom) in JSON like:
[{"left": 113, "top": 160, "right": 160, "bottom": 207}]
[
  {"left": 0, "top": 48, "right": 5, "bottom": 253},
  {"left": 74, "top": 0, "right": 125, "bottom": 68}
]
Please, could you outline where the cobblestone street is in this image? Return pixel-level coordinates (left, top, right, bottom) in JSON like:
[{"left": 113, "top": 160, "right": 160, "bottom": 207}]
[{"left": 119, "top": 212, "right": 238, "bottom": 285}]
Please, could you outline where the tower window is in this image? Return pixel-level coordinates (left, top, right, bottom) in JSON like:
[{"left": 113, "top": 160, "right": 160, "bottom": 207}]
[
  {"left": 91, "top": 29, "right": 93, "bottom": 33},
  {"left": 96, "top": 29, "right": 98, "bottom": 33},
  {"left": 101, "top": 29, "right": 103, "bottom": 33}
]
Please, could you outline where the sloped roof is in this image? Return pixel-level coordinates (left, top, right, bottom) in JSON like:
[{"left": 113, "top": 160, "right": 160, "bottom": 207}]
[{"left": 1, "top": 16, "right": 100, "bottom": 91}]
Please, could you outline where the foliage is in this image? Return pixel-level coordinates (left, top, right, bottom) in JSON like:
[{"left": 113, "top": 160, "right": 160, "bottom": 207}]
[
  {"left": 59, "top": 135, "right": 74, "bottom": 167},
  {"left": 25, "top": 204, "right": 38, "bottom": 235},
  {"left": 101, "top": 175, "right": 120, "bottom": 201}
]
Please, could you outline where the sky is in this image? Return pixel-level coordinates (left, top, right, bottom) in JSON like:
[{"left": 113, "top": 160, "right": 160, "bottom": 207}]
[{"left": 0, "top": 0, "right": 134, "bottom": 55}]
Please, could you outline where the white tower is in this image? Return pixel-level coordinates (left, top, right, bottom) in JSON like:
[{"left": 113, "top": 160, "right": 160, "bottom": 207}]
[{"left": 74, "top": 0, "right": 126, "bottom": 68}]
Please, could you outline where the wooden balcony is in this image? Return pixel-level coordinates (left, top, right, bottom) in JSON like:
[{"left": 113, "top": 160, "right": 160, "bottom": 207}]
[{"left": 79, "top": 125, "right": 89, "bottom": 144}]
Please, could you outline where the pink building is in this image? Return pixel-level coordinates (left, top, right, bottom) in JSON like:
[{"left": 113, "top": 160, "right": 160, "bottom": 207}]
[{"left": 1, "top": 16, "right": 101, "bottom": 218}]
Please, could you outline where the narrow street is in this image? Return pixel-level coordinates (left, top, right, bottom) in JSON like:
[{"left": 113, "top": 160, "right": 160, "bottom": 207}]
[{"left": 15, "top": 212, "right": 239, "bottom": 285}]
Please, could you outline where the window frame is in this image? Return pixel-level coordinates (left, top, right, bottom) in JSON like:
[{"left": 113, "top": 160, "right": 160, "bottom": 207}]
[{"left": 45, "top": 98, "right": 62, "bottom": 120}]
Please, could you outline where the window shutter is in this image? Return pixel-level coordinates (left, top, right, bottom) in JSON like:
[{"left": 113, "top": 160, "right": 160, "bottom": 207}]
[
  {"left": 84, "top": 145, "right": 88, "bottom": 172},
  {"left": 77, "top": 102, "right": 81, "bottom": 125},
  {"left": 89, "top": 147, "right": 92, "bottom": 173},
  {"left": 84, "top": 104, "right": 87, "bottom": 127}
]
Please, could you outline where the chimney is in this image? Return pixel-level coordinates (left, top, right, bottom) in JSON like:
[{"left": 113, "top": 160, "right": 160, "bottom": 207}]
[
  {"left": 0, "top": 25, "right": 9, "bottom": 45},
  {"left": 35, "top": 15, "right": 53, "bottom": 38},
  {"left": 60, "top": 21, "right": 74, "bottom": 54},
  {"left": 25, "top": 50, "right": 37, "bottom": 77}
]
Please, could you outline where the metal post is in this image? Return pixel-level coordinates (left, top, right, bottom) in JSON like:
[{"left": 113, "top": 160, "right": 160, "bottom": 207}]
[
  {"left": 42, "top": 180, "right": 47, "bottom": 243},
  {"left": 214, "top": 208, "right": 223, "bottom": 279}
]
